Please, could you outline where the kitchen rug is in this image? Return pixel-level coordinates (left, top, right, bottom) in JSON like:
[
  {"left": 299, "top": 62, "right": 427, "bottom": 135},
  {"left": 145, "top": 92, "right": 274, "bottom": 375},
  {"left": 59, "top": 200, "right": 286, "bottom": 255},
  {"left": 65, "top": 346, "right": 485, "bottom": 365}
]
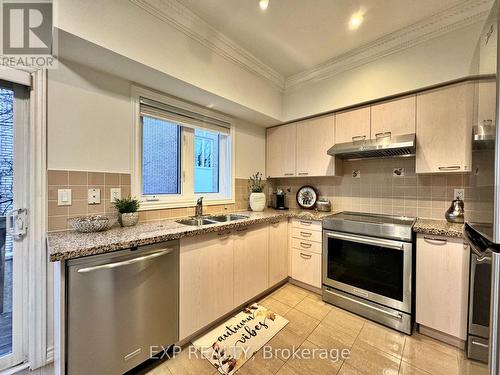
[{"left": 192, "top": 303, "right": 288, "bottom": 374}]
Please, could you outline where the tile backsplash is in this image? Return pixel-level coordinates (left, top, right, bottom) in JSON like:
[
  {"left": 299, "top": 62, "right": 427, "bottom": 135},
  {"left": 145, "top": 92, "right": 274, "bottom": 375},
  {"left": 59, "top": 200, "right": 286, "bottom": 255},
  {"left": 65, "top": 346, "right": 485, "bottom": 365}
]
[
  {"left": 269, "top": 157, "right": 480, "bottom": 221},
  {"left": 47, "top": 170, "right": 252, "bottom": 231}
]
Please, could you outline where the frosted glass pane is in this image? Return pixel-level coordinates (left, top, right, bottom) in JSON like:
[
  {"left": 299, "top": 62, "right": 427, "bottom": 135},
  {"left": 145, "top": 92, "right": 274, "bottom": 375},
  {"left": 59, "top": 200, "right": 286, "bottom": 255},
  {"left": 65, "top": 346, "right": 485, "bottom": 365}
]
[{"left": 142, "top": 116, "right": 180, "bottom": 195}]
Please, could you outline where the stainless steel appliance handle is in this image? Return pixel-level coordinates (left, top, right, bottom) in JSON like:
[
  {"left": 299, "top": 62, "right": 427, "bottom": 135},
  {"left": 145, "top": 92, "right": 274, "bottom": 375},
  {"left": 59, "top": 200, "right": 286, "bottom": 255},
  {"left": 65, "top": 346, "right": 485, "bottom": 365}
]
[
  {"left": 77, "top": 248, "right": 174, "bottom": 273},
  {"left": 325, "top": 288, "right": 403, "bottom": 320},
  {"left": 438, "top": 166, "right": 461, "bottom": 171},
  {"left": 471, "top": 339, "right": 489, "bottom": 348},
  {"left": 326, "top": 232, "right": 404, "bottom": 251}
]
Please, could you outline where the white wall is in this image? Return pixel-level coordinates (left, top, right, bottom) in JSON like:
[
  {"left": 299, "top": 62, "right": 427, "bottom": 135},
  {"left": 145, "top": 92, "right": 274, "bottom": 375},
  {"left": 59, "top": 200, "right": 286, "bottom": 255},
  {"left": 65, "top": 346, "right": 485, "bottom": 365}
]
[
  {"left": 48, "top": 60, "right": 267, "bottom": 176},
  {"left": 283, "top": 22, "right": 485, "bottom": 120},
  {"left": 54, "top": 0, "right": 282, "bottom": 121}
]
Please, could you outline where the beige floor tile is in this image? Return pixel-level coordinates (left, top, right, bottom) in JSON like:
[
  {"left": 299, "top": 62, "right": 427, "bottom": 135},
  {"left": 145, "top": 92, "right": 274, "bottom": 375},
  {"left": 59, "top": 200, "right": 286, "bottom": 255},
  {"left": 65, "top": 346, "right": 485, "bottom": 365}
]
[
  {"left": 307, "top": 322, "right": 356, "bottom": 349},
  {"left": 356, "top": 322, "right": 406, "bottom": 358},
  {"left": 275, "top": 363, "right": 301, "bottom": 375},
  {"left": 165, "top": 346, "right": 217, "bottom": 375},
  {"left": 266, "top": 327, "right": 306, "bottom": 361},
  {"left": 337, "top": 362, "right": 364, "bottom": 374},
  {"left": 259, "top": 296, "right": 293, "bottom": 316},
  {"left": 399, "top": 361, "right": 431, "bottom": 374},
  {"left": 285, "top": 340, "right": 344, "bottom": 375},
  {"left": 283, "top": 283, "right": 309, "bottom": 296},
  {"left": 345, "top": 341, "right": 401, "bottom": 375},
  {"left": 144, "top": 361, "right": 173, "bottom": 375},
  {"left": 237, "top": 349, "right": 285, "bottom": 375},
  {"left": 457, "top": 355, "right": 489, "bottom": 375},
  {"left": 305, "top": 292, "right": 323, "bottom": 302},
  {"left": 294, "top": 295, "right": 332, "bottom": 321},
  {"left": 402, "top": 334, "right": 460, "bottom": 375},
  {"left": 284, "top": 308, "right": 320, "bottom": 340},
  {"left": 271, "top": 286, "right": 308, "bottom": 307},
  {"left": 321, "top": 307, "right": 365, "bottom": 340}
]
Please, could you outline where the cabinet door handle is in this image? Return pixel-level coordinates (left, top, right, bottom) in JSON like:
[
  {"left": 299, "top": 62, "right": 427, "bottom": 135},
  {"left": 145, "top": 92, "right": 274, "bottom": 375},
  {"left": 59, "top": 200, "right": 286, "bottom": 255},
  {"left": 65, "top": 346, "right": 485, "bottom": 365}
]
[
  {"left": 438, "top": 166, "right": 461, "bottom": 171},
  {"left": 375, "top": 131, "right": 392, "bottom": 139},
  {"left": 298, "top": 172, "right": 308, "bottom": 176},
  {"left": 299, "top": 221, "right": 312, "bottom": 226},
  {"left": 352, "top": 135, "right": 366, "bottom": 142},
  {"left": 423, "top": 236, "right": 447, "bottom": 244},
  {"left": 300, "top": 242, "right": 312, "bottom": 248},
  {"left": 300, "top": 252, "right": 312, "bottom": 259},
  {"left": 236, "top": 228, "right": 248, "bottom": 232},
  {"left": 284, "top": 173, "right": 294, "bottom": 176},
  {"left": 218, "top": 230, "right": 232, "bottom": 237},
  {"left": 300, "top": 231, "right": 312, "bottom": 237}
]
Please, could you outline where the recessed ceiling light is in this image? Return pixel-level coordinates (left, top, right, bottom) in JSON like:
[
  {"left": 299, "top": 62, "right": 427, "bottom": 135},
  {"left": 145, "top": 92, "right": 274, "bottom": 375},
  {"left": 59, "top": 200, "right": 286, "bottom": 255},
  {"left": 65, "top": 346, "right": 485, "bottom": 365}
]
[
  {"left": 259, "top": 0, "right": 269, "bottom": 11},
  {"left": 349, "top": 11, "right": 364, "bottom": 30}
]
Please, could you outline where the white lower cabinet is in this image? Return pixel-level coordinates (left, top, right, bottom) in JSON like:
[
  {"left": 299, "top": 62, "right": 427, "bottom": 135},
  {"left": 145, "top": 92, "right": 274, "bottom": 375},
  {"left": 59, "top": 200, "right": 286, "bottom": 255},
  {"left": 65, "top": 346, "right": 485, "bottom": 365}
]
[
  {"left": 291, "top": 248, "right": 321, "bottom": 288},
  {"left": 268, "top": 219, "right": 288, "bottom": 286},
  {"left": 416, "top": 234, "right": 470, "bottom": 340},
  {"left": 179, "top": 231, "right": 235, "bottom": 340},
  {"left": 233, "top": 224, "right": 269, "bottom": 306},
  {"left": 179, "top": 222, "right": 279, "bottom": 340},
  {"left": 290, "top": 219, "right": 322, "bottom": 288}
]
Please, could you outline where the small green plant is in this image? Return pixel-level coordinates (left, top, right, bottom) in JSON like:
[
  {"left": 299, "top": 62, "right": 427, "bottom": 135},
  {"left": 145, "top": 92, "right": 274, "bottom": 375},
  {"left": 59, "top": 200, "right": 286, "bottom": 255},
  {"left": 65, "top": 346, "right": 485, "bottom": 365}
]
[
  {"left": 248, "top": 172, "right": 265, "bottom": 193},
  {"left": 113, "top": 196, "right": 140, "bottom": 213}
]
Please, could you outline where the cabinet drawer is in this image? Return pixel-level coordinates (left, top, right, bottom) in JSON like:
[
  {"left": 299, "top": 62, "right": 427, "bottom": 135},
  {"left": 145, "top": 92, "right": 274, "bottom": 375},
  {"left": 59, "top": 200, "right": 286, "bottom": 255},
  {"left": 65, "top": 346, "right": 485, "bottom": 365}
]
[
  {"left": 291, "top": 248, "right": 321, "bottom": 288},
  {"left": 292, "top": 227, "right": 322, "bottom": 243},
  {"left": 292, "top": 218, "right": 322, "bottom": 231},
  {"left": 291, "top": 237, "right": 321, "bottom": 254}
]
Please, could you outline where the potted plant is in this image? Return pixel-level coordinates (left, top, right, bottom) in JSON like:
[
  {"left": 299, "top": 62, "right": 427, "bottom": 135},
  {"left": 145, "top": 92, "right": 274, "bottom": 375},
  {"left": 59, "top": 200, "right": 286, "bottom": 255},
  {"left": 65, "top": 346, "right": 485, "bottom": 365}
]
[
  {"left": 113, "top": 196, "right": 140, "bottom": 227},
  {"left": 248, "top": 172, "right": 266, "bottom": 211}
]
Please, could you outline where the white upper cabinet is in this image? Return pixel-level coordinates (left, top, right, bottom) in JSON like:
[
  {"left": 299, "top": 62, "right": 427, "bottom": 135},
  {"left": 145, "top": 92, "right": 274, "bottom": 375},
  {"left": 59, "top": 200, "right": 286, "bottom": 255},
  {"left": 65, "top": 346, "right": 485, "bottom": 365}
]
[
  {"left": 371, "top": 96, "right": 416, "bottom": 139},
  {"left": 296, "top": 115, "right": 337, "bottom": 177},
  {"left": 266, "top": 122, "right": 297, "bottom": 178},
  {"left": 334, "top": 106, "right": 371, "bottom": 144},
  {"left": 416, "top": 82, "right": 474, "bottom": 174}
]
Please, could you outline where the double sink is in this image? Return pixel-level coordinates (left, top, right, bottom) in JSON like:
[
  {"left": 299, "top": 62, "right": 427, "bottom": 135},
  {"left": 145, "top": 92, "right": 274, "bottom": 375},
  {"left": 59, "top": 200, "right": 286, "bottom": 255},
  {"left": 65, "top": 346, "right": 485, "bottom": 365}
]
[{"left": 176, "top": 214, "right": 249, "bottom": 226}]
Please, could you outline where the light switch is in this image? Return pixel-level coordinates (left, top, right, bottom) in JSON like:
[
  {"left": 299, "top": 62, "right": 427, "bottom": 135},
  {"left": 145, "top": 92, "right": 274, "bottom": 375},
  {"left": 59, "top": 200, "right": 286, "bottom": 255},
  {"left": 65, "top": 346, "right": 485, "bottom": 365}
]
[
  {"left": 110, "top": 188, "right": 121, "bottom": 201},
  {"left": 57, "top": 189, "right": 72, "bottom": 206},
  {"left": 88, "top": 188, "right": 101, "bottom": 205}
]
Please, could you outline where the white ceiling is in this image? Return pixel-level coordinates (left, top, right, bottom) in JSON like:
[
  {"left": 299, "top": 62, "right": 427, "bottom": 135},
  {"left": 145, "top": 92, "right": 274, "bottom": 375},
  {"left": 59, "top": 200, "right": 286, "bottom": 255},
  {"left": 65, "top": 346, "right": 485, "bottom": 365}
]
[{"left": 178, "top": 0, "right": 464, "bottom": 77}]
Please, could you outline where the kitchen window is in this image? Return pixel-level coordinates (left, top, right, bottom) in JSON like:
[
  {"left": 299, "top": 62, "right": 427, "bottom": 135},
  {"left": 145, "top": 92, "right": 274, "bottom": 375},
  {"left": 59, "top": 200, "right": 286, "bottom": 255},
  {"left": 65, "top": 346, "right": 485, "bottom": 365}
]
[{"left": 132, "top": 87, "right": 234, "bottom": 209}]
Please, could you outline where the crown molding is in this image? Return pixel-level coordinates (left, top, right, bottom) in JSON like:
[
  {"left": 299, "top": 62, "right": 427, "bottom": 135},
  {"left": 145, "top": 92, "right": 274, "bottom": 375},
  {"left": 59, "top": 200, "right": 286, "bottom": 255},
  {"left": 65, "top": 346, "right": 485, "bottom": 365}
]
[
  {"left": 129, "top": 0, "right": 286, "bottom": 90},
  {"left": 285, "top": 0, "right": 494, "bottom": 90}
]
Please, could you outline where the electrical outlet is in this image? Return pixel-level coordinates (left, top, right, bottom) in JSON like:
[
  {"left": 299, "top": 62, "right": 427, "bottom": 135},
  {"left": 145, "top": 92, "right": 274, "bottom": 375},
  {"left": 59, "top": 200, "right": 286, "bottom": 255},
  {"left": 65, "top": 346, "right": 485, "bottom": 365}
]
[
  {"left": 110, "top": 188, "right": 121, "bottom": 202},
  {"left": 57, "top": 189, "right": 72, "bottom": 206},
  {"left": 454, "top": 188, "right": 465, "bottom": 201},
  {"left": 88, "top": 188, "right": 101, "bottom": 205}
]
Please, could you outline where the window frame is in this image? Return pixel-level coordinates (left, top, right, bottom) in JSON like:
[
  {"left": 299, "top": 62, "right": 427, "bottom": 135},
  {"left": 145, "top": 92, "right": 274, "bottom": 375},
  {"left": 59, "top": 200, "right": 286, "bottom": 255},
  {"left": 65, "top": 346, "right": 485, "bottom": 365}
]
[{"left": 132, "top": 86, "right": 235, "bottom": 210}]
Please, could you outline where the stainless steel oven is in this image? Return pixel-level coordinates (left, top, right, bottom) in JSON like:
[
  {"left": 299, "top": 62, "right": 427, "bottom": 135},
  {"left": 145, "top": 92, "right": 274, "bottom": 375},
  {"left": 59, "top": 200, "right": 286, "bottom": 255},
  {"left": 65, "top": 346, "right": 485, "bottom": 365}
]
[
  {"left": 322, "top": 212, "right": 415, "bottom": 334},
  {"left": 465, "top": 223, "right": 493, "bottom": 363}
]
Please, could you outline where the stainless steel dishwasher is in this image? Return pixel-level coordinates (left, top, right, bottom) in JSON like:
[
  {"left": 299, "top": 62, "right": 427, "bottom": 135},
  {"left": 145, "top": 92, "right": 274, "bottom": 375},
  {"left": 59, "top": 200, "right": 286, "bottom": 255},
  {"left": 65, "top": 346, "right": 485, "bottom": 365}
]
[{"left": 66, "top": 241, "right": 179, "bottom": 375}]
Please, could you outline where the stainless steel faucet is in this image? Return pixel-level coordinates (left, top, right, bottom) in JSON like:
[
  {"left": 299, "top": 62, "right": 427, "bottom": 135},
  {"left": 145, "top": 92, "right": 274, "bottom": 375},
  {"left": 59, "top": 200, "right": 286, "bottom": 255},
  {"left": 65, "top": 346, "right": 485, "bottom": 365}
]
[{"left": 195, "top": 197, "right": 203, "bottom": 218}]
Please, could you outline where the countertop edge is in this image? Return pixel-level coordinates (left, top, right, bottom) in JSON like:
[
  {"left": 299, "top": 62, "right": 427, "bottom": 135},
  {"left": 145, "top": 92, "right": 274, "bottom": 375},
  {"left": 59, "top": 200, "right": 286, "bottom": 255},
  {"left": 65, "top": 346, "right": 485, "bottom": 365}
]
[{"left": 48, "top": 210, "right": 331, "bottom": 262}]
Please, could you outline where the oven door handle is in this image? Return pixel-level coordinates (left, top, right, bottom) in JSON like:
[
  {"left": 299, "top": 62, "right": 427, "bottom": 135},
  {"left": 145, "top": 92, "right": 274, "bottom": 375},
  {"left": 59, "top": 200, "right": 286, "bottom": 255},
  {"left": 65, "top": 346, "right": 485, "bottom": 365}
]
[{"left": 326, "top": 232, "right": 404, "bottom": 251}]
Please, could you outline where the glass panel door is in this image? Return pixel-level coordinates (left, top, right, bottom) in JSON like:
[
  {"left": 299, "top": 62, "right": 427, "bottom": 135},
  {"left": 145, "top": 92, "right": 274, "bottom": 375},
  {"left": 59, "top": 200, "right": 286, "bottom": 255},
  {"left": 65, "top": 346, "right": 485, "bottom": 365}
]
[
  {"left": 326, "top": 236, "right": 404, "bottom": 301},
  {"left": 0, "top": 81, "right": 29, "bottom": 370}
]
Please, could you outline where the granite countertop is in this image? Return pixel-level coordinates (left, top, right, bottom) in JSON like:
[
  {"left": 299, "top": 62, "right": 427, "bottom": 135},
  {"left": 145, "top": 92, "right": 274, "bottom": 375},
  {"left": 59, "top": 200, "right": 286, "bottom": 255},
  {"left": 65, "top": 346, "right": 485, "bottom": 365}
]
[
  {"left": 413, "top": 218, "right": 464, "bottom": 238},
  {"left": 47, "top": 209, "right": 335, "bottom": 262}
]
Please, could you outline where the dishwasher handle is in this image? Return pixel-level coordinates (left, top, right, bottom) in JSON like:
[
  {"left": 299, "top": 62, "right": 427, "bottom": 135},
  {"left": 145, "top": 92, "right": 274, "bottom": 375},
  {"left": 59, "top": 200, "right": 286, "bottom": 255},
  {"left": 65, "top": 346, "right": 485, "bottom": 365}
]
[{"left": 77, "top": 248, "right": 174, "bottom": 273}]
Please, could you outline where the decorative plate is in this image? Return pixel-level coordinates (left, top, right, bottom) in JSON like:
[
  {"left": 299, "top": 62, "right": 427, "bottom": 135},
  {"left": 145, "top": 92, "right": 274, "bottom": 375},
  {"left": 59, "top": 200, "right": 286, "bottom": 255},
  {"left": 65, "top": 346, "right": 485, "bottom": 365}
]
[{"left": 296, "top": 186, "right": 317, "bottom": 209}]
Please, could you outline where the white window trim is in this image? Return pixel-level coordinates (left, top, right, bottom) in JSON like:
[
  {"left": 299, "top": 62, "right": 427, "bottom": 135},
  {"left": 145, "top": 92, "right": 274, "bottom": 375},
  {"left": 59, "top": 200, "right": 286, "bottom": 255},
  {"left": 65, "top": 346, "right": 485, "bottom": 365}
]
[{"left": 131, "top": 86, "right": 235, "bottom": 210}]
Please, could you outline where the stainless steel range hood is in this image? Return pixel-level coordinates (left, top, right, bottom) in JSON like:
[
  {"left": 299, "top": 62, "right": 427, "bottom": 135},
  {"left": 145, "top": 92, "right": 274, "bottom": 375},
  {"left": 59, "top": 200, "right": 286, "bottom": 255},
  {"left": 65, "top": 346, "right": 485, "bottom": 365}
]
[{"left": 327, "top": 133, "right": 416, "bottom": 159}]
